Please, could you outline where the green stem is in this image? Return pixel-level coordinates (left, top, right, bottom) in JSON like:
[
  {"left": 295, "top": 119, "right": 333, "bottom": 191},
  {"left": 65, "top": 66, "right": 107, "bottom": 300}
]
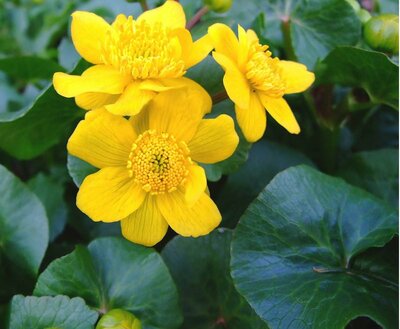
[
  {"left": 318, "top": 126, "right": 339, "bottom": 174},
  {"left": 281, "top": 18, "right": 297, "bottom": 61},
  {"left": 139, "top": 0, "right": 148, "bottom": 12}
]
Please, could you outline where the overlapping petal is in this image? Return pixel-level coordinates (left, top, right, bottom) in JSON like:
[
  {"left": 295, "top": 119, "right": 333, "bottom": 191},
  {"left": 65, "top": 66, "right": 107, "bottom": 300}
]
[
  {"left": 188, "top": 114, "right": 239, "bottom": 163},
  {"left": 212, "top": 52, "right": 251, "bottom": 109},
  {"left": 75, "top": 92, "right": 119, "bottom": 110},
  {"left": 157, "top": 191, "right": 221, "bottom": 237},
  {"left": 137, "top": 0, "right": 186, "bottom": 29},
  {"left": 258, "top": 93, "right": 300, "bottom": 134},
  {"left": 106, "top": 82, "right": 156, "bottom": 116},
  {"left": 208, "top": 23, "right": 239, "bottom": 62},
  {"left": 279, "top": 60, "right": 315, "bottom": 94},
  {"left": 67, "top": 109, "right": 136, "bottom": 168},
  {"left": 71, "top": 11, "right": 110, "bottom": 64},
  {"left": 147, "top": 85, "right": 211, "bottom": 142},
  {"left": 235, "top": 92, "right": 266, "bottom": 143},
  {"left": 77, "top": 167, "right": 146, "bottom": 222},
  {"left": 53, "top": 65, "right": 131, "bottom": 98},
  {"left": 121, "top": 196, "right": 168, "bottom": 246},
  {"left": 182, "top": 165, "right": 207, "bottom": 205}
]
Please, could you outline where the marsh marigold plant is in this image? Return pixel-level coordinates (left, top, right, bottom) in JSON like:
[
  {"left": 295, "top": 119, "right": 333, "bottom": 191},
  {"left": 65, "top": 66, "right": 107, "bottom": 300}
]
[
  {"left": 53, "top": 0, "right": 212, "bottom": 116},
  {"left": 208, "top": 23, "right": 315, "bottom": 142},
  {"left": 68, "top": 88, "right": 239, "bottom": 246}
]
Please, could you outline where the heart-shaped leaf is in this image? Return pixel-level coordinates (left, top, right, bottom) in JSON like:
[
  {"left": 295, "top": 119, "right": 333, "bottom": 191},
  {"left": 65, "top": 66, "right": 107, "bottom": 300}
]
[
  {"left": 8, "top": 295, "right": 98, "bottom": 329},
  {"left": 0, "top": 164, "right": 48, "bottom": 301},
  {"left": 231, "top": 165, "right": 398, "bottom": 329},
  {"left": 317, "top": 47, "right": 399, "bottom": 109},
  {"left": 162, "top": 229, "right": 268, "bottom": 329},
  {"left": 337, "top": 149, "right": 399, "bottom": 207},
  {"left": 34, "top": 237, "right": 182, "bottom": 329}
]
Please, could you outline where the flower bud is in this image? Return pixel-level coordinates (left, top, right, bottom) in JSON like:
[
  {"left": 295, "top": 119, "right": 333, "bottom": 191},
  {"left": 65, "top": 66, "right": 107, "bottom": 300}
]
[
  {"left": 96, "top": 309, "right": 142, "bottom": 329},
  {"left": 203, "top": 0, "right": 232, "bottom": 13},
  {"left": 364, "top": 14, "right": 399, "bottom": 54}
]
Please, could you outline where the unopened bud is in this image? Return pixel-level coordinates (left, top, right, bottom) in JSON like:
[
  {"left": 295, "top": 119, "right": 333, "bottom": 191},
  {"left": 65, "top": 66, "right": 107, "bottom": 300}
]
[
  {"left": 364, "top": 14, "right": 399, "bottom": 54},
  {"left": 203, "top": 0, "right": 233, "bottom": 13},
  {"left": 96, "top": 309, "right": 142, "bottom": 329}
]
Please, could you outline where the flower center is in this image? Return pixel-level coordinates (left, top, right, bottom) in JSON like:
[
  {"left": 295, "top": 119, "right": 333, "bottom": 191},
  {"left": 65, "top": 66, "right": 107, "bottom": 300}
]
[
  {"left": 245, "top": 44, "right": 286, "bottom": 97},
  {"left": 127, "top": 130, "right": 191, "bottom": 194},
  {"left": 101, "top": 16, "right": 186, "bottom": 79}
]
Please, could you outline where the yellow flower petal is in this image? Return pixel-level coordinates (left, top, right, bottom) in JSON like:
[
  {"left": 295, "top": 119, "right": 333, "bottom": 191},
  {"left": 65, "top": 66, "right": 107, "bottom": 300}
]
[
  {"left": 77, "top": 167, "right": 146, "bottom": 222},
  {"left": 188, "top": 114, "right": 239, "bottom": 163},
  {"left": 237, "top": 25, "right": 250, "bottom": 69},
  {"left": 139, "top": 78, "right": 186, "bottom": 92},
  {"left": 71, "top": 11, "right": 110, "bottom": 64},
  {"left": 235, "top": 91, "right": 266, "bottom": 143},
  {"left": 75, "top": 92, "right": 119, "bottom": 110},
  {"left": 208, "top": 23, "right": 239, "bottom": 62},
  {"left": 106, "top": 82, "right": 156, "bottom": 116},
  {"left": 157, "top": 191, "right": 221, "bottom": 237},
  {"left": 121, "top": 195, "right": 168, "bottom": 246},
  {"left": 182, "top": 165, "right": 207, "bottom": 205},
  {"left": 212, "top": 52, "right": 251, "bottom": 109},
  {"left": 147, "top": 85, "right": 211, "bottom": 142},
  {"left": 68, "top": 109, "right": 136, "bottom": 168},
  {"left": 137, "top": 0, "right": 186, "bottom": 30},
  {"left": 172, "top": 28, "right": 213, "bottom": 69},
  {"left": 279, "top": 60, "right": 315, "bottom": 94},
  {"left": 130, "top": 107, "right": 150, "bottom": 136},
  {"left": 258, "top": 93, "right": 300, "bottom": 134},
  {"left": 53, "top": 65, "right": 131, "bottom": 98}
]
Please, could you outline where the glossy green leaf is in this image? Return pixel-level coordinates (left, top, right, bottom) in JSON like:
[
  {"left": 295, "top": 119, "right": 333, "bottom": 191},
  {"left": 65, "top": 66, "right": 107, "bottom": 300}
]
[
  {"left": 0, "top": 60, "right": 87, "bottom": 159},
  {"left": 35, "top": 237, "right": 182, "bottom": 329},
  {"left": 0, "top": 165, "right": 48, "bottom": 301},
  {"left": 28, "top": 173, "right": 68, "bottom": 241},
  {"left": 8, "top": 295, "right": 98, "bottom": 329},
  {"left": 289, "top": 0, "right": 361, "bottom": 68},
  {"left": 317, "top": 47, "right": 399, "bottom": 109},
  {"left": 162, "top": 229, "right": 268, "bottom": 329},
  {"left": 337, "top": 149, "right": 399, "bottom": 207},
  {"left": 215, "top": 140, "right": 314, "bottom": 227},
  {"left": 67, "top": 155, "right": 98, "bottom": 187},
  {"left": 0, "top": 56, "right": 64, "bottom": 81},
  {"left": 231, "top": 165, "right": 398, "bottom": 329}
]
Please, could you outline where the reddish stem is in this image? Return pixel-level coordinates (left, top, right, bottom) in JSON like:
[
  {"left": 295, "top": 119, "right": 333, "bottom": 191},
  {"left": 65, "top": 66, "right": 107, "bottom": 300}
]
[
  {"left": 186, "top": 6, "right": 209, "bottom": 30},
  {"left": 212, "top": 90, "right": 229, "bottom": 105}
]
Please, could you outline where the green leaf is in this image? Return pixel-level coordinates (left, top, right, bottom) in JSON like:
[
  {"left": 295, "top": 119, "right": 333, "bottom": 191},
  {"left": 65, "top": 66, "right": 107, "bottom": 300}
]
[
  {"left": 337, "top": 149, "right": 399, "bottom": 207},
  {"left": 162, "top": 229, "right": 268, "bottom": 329},
  {"left": 231, "top": 165, "right": 398, "bottom": 329},
  {"left": 0, "top": 60, "right": 88, "bottom": 159},
  {"left": 185, "top": 55, "right": 224, "bottom": 96},
  {"left": 215, "top": 140, "right": 314, "bottom": 227},
  {"left": 0, "top": 84, "right": 83, "bottom": 159},
  {"left": 35, "top": 237, "right": 182, "bottom": 329},
  {"left": 289, "top": 0, "right": 361, "bottom": 68},
  {"left": 0, "top": 165, "right": 49, "bottom": 301},
  {"left": 8, "top": 295, "right": 98, "bottom": 329},
  {"left": 317, "top": 47, "right": 399, "bottom": 109},
  {"left": 0, "top": 56, "right": 64, "bottom": 81},
  {"left": 67, "top": 155, "right": 98, "bottom": 187},
  {"left": 28, "top": 172, "right": 68, "bottom": 241}
]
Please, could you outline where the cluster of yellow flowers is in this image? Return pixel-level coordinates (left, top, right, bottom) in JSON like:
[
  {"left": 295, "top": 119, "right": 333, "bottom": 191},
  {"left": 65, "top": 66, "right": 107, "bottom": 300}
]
[{"left": 54, "top": 0, "right": 314, "bottom": 246}]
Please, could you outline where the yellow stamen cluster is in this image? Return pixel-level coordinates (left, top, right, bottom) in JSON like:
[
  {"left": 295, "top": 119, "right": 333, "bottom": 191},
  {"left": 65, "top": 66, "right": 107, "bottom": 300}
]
[
  {"left": 101, "top": 17, "right": 186, "bottom": 79},
  {"left": 127, "top": 130, "right": 191, "bottom": 194},
  {"left": 245, "top": 43, "right": 286, "bottom": 97}
]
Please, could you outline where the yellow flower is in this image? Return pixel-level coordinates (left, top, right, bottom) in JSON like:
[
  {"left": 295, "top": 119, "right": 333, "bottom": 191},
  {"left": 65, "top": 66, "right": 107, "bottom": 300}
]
[
  {"left": 53, "top": 0, "right": 212, "bottom": 115},
  {"left": 67, "top": 88, "right": 239, "bottom": 246},
  {"left": 208, "top": 23, "right": 315, "bottom": 142}
]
